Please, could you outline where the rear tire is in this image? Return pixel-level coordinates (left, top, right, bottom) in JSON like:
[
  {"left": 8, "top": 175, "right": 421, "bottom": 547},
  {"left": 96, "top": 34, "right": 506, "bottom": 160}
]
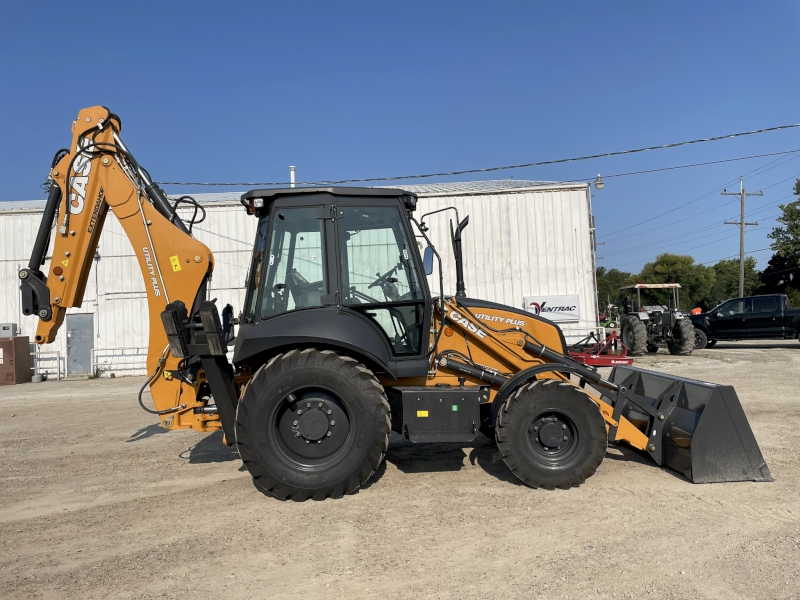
[
  {"left": 667, "top": 319, "right": 695, "bottom": 355},
  {"left": 694, "top": 328, "right": 708, "bottom": 350},
  {"left": 621, "top": 316, "right": 648, "bottom": 356},
  {"left": 495, "top": 380, "right": 607, "bottom": 490},
  {"left": 235, "top": 349, "right": 390, "bottom": 501}
]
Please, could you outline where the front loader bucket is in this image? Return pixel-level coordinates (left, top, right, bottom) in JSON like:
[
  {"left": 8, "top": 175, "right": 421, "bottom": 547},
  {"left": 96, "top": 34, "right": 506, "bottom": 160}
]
[{"left": 603, "top": 366, "right": 772, "bottom": 483}]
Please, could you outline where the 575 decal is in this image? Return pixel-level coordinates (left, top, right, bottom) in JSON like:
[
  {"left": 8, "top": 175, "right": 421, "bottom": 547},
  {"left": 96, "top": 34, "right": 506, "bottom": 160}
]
[{"left": 448, "top": 310, "right": 487, "bottom": 339}]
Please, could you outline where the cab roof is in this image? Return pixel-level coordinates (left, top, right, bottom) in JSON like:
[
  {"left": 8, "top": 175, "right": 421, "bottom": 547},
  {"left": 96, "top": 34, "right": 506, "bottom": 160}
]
[{"left": 241, "top": 186, "right": 418, "bottom": 214}]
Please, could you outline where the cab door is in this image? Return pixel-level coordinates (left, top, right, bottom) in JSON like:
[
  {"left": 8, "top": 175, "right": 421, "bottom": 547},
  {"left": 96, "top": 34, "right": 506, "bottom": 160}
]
[
  {"left": 335, "top": 203, "right": 430, "bottom": 359},
  {"left": 747, "top": 296, "right": 784, "bottom": 338},
  {"left": 711, "top": 298, "right": 750, "bottom": 339}
]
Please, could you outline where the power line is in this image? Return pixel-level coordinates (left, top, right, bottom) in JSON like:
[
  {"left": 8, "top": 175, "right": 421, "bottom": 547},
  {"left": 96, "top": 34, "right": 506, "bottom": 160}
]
[
  {"left": 598, "top": 149, "right": 800, "bottom": 180},
  {"left": 598, "top": 156, "right": 800, "bottom": 240},
  {"left": 599, "top": 164, "right": 800, "bottom": 246},
  {"left": 156, "top": 123, "right": 800, "bottom": 187},
  {"left": 608, "top": 247, "right": 773, "bottom": 269}
]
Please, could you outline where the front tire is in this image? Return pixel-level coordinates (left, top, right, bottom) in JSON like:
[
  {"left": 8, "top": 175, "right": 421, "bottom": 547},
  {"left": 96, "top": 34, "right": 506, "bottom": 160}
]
[
  {"left": 621, "top": 316, "right": 648, "bottom": 356},
  {"left": 694, "top": 328, "right": 708, "bottom": 350},
  {"left": 235, "top": 349, "right": 391, "bottom": 501},
  {"left": 495, "top": 380, "right": 607, "bottom": 490}
]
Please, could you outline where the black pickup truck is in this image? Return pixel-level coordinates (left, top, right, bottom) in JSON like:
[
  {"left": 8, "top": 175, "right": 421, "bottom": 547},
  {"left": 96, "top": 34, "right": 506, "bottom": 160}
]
[{"left": 690, "top": 294, "right": 800, "bottom": 349}]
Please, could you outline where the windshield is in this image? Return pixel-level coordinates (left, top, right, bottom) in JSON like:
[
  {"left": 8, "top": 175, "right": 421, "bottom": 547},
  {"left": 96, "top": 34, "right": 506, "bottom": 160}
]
[{"left": 242, "top": 215, "right": 270, "bottom": 323}]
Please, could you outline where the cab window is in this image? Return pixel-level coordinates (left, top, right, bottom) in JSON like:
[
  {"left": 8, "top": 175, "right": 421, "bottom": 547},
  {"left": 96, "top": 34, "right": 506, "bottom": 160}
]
[
  {"left": 338, "top": 206, "right": 425, "bottom": 355},
  {"left": 260, "top": 207, "right": 327, "bottom": 318},
  {"left": 719, "top": 299, "right": 747, "bottom": 316},
  {"left": 752, "top": 297, "right": 778, "bottom": 313}
]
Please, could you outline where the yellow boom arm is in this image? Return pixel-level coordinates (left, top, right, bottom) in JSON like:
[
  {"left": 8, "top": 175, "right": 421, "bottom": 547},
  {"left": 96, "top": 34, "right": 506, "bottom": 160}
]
[{"left": 20, "top": 106, "right": 220, "bottom": 432}]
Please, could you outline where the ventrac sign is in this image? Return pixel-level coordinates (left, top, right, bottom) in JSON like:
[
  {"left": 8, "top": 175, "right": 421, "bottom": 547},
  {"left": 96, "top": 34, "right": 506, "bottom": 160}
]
[{"left": 523, "top": 295, "right": 581, "bottom": 323}]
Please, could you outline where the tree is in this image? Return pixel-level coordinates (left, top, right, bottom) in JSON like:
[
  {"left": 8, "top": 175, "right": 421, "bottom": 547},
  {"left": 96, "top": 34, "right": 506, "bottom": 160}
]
[
  {"left": 759, "top": 252, "right": 800, "bottom": 306},
  {"left": 595, "top": 267, "right": 634, "bottom": 314},
  {"left": 708, "top": 257, "right": 759, "bottom": 305},
  {"left": 768, "top": 179, "right": 800, "bottom": 264},
  {"left": 637, "top": 253, "right": 715, "bottom": 310}
]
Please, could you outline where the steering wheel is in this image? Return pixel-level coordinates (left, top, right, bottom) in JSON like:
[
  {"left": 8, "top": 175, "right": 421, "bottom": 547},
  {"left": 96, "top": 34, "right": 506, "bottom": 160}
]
[{"left": 368, "top": 265, "right": 398, "bottom": 290}]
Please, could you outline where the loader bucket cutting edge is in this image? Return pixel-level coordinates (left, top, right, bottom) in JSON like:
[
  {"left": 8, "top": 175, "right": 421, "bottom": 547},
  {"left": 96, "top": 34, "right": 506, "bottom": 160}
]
[{"left": 603, "top": 366, "right": 772, "bottom": 483}]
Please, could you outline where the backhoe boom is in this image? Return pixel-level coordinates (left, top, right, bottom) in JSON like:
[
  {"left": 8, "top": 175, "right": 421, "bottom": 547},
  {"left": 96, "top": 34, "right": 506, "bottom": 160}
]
[{"left": 20, "top": 106, "right": 232, "bottom": 435}]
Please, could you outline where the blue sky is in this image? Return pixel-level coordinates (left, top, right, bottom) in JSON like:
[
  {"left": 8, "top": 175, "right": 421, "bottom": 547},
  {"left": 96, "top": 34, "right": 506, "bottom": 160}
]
[{"left": 1, "top": 1, "right": 798, "bottom": 272}]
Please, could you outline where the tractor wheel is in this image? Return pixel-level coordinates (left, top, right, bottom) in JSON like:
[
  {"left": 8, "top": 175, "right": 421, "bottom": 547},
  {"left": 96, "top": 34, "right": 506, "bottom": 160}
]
[
  {"left": 235, "top": 349, "right": 390, "bottom": 501},
  {"left": 495, "top": 380, "right": 607, "bottom": 490},
  {"left": 621, "top": 316, "right": 648, "bottom": 356},
  {"left": 667, "top": 319, "right": 695, "bottom": 355},
  {"left": 694, "top": 328, "right": 708, "bottom": 350}
]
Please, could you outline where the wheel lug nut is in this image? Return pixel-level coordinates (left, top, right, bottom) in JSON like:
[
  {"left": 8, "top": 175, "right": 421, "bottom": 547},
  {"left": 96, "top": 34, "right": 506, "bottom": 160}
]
[
  {"left": 293, "top": 420, "right": 298, "bottom": 425},
  {"left": 533, "top": 426, "right": 538, "bottom": 432},
  {"left": 306, "top": 440, "right": 310, "bottom": 444},
  {"left": 317, "top": 440, "right": 322, "bottom": 444},
  {"left": 562, "top": 424, "right": 567, "bottom": 430},
  {"left": 327, "top": 410, "right": 332, "bottom": 415},
  {"left": 556, "top": 446, "right": 561, "bottom": 450},
  {"left": 307, "top": 402, "right": 311, "bottom": 408},
  {"left": 295, "top": 432, "right": 300, "bottom": 437},
  {"left": 318, "top": 402, "right": 323, "bottom": 407},
  {"left": 297, "top": 410, "right": 303, "bottom": 414},
  {"left": 327, "top": 431, "right": 331, "bottom": 436},
  {"left": 330, "top": 420, "right": 335, "bottom": 425},
  {"left": 563, "top": 436, "right": 568, "bottom": 441}
]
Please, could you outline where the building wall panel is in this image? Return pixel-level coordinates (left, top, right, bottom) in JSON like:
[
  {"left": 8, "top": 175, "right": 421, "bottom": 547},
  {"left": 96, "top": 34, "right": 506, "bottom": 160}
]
[{"left": 0, "top": 183, "right": 597, "bottom": 375}]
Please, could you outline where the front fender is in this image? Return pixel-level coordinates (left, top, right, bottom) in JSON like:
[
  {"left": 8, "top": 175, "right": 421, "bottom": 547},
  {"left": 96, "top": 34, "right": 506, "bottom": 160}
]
[{"left": 233, "top": 307, "right": 429, "bottom": 379}]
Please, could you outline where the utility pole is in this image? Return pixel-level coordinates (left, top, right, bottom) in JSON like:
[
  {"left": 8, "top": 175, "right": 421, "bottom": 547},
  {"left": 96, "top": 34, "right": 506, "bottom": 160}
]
[{"left": 722, "top": 177, "right": 763, "bottom": 297}]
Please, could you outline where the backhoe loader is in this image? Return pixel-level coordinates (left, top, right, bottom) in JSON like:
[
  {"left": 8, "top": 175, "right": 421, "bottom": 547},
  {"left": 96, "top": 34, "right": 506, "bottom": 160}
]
[{"left": 19, "top": 107, "right": 772, "bottom": 500}]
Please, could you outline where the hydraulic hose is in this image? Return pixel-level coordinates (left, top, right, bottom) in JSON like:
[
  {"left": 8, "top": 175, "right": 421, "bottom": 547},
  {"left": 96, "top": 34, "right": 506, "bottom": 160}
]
[
  {"left": 522, "top": 340, "right": 620, "bottom": 392},
  {"left": 137, "top": 346, "right": 187, "bottom": 415}
]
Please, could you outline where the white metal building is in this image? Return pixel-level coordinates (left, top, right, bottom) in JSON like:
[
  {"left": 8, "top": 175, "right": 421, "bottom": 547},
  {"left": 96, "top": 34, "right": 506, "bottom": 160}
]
[{"left": 0, "top": 180, "right": 598, "bottom": 376}]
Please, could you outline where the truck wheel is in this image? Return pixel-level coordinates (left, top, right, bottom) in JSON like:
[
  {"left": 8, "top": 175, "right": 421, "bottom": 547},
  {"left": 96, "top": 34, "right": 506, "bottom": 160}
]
[
  {"left": 235, "top": 349, "right": 391, "bottom": 501},
  {"left": 495, "top": 380, "right": 607, "bottom": 490},
  {"left": 694, "top": 328, "right": 708, "bottom": 350},
  {"left": 621, "top": 316, "right": 648, "bottom": 356},
  {"left": 667, "top": 319, "right": 695, "bottom": 355}
]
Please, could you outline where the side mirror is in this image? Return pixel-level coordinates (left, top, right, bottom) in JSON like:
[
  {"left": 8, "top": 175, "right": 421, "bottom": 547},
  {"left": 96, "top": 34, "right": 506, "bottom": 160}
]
[{"left": 422, "top": 246, "right": 434, "bottom": 275}]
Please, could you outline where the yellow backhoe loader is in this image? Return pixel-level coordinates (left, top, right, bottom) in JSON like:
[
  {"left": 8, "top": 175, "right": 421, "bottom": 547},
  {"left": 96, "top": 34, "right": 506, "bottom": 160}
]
[{"left": 19, "top": 107, "right": 772, "bottom": 500}]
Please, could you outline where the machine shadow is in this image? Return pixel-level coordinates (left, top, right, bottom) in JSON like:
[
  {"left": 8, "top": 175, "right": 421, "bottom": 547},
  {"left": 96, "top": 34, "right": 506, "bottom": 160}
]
[
  {"left": 604, "top": 443, "right": 690, "bottom": 482},
  {"left": 385, "top": 432, "right": 523, "bottom": 486},
  {"left": 182, "top": 430, "right": 241, "bottom": 464},
  {"left": 126, "top": 423, "right": 170, "bottom": 442}
]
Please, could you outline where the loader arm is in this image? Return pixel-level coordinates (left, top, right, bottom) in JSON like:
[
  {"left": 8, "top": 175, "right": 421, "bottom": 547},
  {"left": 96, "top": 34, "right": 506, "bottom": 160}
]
[{"left": 19, "top": 106, "right": 234, "bottom": 435}]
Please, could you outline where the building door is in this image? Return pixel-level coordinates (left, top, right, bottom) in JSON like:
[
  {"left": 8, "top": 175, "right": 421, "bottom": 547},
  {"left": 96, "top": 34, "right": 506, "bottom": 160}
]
[{"left": 66, "top": 314, "right": 94, "bottom": 375}]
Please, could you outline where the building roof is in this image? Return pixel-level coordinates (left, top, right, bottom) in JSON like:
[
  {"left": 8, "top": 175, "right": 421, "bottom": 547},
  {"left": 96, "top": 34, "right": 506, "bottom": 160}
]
[
  {"left": 0, "top": 179, "right": 587, "bottom": 213},
  {"left": 383, "top": 179, "right": 581, "bottom": 195}
]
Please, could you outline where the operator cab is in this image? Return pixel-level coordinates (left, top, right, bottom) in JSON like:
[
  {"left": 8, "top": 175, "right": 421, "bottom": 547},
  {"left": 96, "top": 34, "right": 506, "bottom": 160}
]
[{"left": 236, "top": 188, "right": 432, "bottom": 375}]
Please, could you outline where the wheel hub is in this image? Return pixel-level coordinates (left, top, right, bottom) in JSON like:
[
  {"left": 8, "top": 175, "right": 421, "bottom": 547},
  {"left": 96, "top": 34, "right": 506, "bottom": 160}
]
[
  {"left": 297, "top": 408, "right": 330, "bottom": 441},
  {"left": 538, "top": 421, "right": 565, "bottom": 448},
  {"left": 276, "top": 391, "right": 349, "bottom": 462}
]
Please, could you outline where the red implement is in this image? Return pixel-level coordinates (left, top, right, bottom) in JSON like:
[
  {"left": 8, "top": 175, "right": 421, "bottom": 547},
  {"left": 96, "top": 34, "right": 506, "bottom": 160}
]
[{"left": 568, "top": 331, "right": 633, "bottom": 367}]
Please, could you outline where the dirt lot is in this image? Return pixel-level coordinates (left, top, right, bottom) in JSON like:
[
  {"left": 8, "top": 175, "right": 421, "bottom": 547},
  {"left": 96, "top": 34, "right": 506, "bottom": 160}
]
[{"left": 1, "top": 340, "right": 799, "bottom": 599}]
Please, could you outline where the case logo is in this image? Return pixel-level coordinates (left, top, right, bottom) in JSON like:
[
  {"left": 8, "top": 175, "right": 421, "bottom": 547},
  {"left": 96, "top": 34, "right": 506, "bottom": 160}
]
[
  {"left": 69, "top": 137, "right": 93, "bottom": 215},
  {"left": 448, "top": 310, "right": 488, "bottom": 339}
]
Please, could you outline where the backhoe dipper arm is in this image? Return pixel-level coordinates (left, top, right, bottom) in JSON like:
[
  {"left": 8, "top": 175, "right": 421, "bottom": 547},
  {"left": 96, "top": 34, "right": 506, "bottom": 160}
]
[{"left": 19, "top": 106, "right": 230, "bottom": 434}]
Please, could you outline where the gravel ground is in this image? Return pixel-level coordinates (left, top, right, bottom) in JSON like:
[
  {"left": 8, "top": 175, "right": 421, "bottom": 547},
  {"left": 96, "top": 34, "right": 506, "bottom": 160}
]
[{"left": 1, "top": 340, "right": 798, "bottom": 599}]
